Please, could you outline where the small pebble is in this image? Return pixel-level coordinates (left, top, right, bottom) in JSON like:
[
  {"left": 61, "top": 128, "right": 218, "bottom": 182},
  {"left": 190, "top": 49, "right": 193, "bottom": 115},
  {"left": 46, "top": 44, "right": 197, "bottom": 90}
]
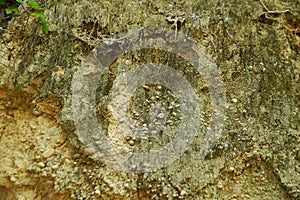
[
  {"left": 142, "top": 85, "right": 150, "bottom": 90},
  {"left": 10, "top": 176, "right": 17, "bottom": 182},
  {"left": 42, "top": 148, "right": 55, "bottom": 159},
  {"left": 128, "top": 140, "right": 135, "bottom": 146},
  {"left": 157, "top": 113, "right": 165, "bottom": 119},
  {"left": 229, "top": 166, "right": 235, "bottom": 172},
  {"left": 94, "top": 189, "right": 101, "bottom": 196},
  {"left": 37, "top": 162, "right": 45, "bottom": 168},
  {"left": 51, "top": 164, "right": 59, "bottom": 170},
  {"left": 217, "top": 183, "right": 223, "bottom": 189},
  {"left": 180, "top": 190, "right": 187, "bottom": 196},
  {"left": 33, "top": 106, "right": 42, "bottom": 116}
]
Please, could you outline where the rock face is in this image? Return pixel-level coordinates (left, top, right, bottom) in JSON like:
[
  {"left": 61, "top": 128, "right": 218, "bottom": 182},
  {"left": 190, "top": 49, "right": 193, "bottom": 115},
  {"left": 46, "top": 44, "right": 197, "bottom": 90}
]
[{"left": 0, "top": 0, "right": 299, "bottom": 199}]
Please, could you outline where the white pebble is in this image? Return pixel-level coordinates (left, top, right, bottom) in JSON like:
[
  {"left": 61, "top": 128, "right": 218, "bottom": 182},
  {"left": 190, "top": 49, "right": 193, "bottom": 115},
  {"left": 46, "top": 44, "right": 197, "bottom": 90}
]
[{"left": 42, "top": 148, "right": 55, "bottom": 159}]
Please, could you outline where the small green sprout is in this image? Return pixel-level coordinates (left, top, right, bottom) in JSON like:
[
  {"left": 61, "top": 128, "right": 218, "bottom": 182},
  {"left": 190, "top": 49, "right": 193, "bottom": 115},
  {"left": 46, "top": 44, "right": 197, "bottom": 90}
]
[{"left": 1, "top": 0, "right": 49, "bottom": 34}]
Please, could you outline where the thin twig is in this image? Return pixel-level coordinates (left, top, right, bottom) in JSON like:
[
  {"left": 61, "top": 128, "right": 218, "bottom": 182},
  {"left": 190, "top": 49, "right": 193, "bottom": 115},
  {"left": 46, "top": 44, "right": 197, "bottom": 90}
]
[
  {"left": 261, "top": 10, "right": 290, "bottom": 15},
  {"left": 259, "top": 0, "right": 270, "bottom": 12},
  {"left": 259, "top": 0, "right": 290, "bottom": 15}
]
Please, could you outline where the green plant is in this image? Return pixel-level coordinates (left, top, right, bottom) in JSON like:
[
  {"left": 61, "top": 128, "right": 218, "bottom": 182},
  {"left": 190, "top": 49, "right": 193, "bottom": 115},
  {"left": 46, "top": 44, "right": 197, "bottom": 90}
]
[
  {"left": 1, "top": 0, "right": 49, "bottom": 34},
  {"left": 32, "top": 11, "right": 49, "bottom": 34}
]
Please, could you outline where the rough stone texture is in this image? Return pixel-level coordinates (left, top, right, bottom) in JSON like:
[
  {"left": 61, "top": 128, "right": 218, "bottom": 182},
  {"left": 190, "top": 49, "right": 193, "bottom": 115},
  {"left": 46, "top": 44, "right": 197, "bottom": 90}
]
[{"left": 0, "top": 0, "right": 299, "bottom": 199}]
